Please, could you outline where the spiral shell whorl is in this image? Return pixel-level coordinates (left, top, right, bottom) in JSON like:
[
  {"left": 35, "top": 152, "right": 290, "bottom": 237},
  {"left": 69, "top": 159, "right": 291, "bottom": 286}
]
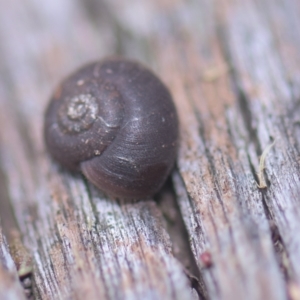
[{"left": 58, "top": 94, "right": 98, "bottom": 134}]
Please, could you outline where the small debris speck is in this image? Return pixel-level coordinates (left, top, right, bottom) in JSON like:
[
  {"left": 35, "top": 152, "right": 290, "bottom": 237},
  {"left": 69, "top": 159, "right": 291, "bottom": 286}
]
[{"left": 94, "top": 150, "right": 101, "bottom": 155}]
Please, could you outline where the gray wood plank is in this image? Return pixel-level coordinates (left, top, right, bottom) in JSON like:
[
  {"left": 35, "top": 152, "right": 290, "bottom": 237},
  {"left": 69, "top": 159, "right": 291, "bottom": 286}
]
[
  {"left": 0, "top": 227, "right": 26, "bottom": 300},
  {"left": 0, "top": 0, "right": 192, "bottom": 299},
  {"left": 1, "top": 0, "right": 300, "bottom": 299}
]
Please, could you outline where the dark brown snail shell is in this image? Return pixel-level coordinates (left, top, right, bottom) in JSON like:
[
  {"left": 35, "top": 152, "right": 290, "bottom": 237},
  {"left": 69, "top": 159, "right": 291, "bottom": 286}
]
[{"left": 44, "top": 57, "right": 178, "bottom": 199}]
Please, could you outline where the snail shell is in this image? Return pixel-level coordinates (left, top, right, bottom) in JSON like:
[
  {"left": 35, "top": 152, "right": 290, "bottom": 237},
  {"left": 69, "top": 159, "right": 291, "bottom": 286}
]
[{"left": 44, "top": 58, "right": 178, "bottom": 199}]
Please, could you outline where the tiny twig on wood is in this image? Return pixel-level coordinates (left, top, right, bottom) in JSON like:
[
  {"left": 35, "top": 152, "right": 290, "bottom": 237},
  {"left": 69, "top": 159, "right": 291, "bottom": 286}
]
[{"left": 257, "top": 140, "right": 276, "bottom": 189}]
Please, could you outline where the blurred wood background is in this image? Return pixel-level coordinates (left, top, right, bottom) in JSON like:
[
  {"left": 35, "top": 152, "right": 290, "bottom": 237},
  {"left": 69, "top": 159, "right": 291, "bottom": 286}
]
[{"left": 0, "top": 0, "right": 300, "bottom": 299}]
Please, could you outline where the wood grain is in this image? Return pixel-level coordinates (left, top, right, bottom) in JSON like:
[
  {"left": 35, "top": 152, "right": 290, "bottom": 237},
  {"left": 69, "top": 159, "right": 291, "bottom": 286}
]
[
  {"left": 102, "top": 0, "right": 300, "bottom": 298},
  {"left": 0, "top": 0, "right": 192, "bottom": 299},
  {"left": 1, "top": 0, "right": 300, "bottom": 299},
  {"left": 0, "top": 226, "right": 26, "bottom": 300}
]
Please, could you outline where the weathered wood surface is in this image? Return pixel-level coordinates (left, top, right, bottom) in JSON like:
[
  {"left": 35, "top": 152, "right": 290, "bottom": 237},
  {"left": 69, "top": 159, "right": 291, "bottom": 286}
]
[
  {"left": 0, "top": 0, "right": 300, "bottom": 299},
  {"left": 0, "top": 0, "right": 193, "bottom": 299},
  {"left": 167, "top": 0, "right": 300, "bottom": 299},
  {"left": 0, "top": 226, "right": 26, "bottom": 300}
]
